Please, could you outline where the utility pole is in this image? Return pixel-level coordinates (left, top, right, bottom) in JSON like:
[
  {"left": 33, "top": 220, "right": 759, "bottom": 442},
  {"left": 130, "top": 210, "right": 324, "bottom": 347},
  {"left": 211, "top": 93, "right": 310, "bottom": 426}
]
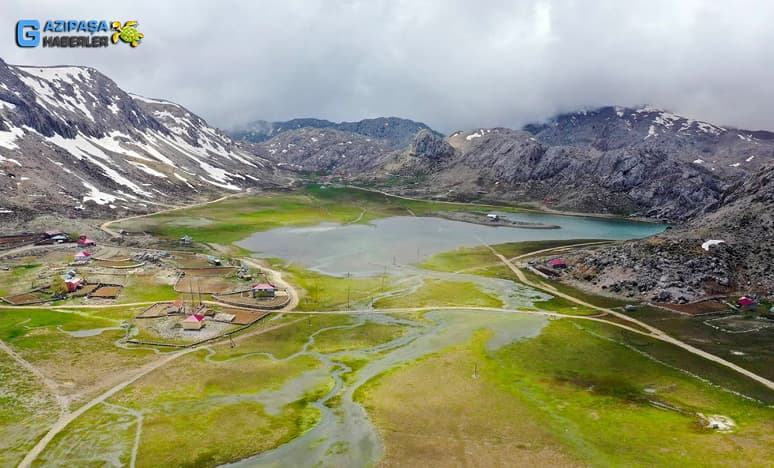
[{"left": 346, "top": 271, "right": 351, "bottom": 310}]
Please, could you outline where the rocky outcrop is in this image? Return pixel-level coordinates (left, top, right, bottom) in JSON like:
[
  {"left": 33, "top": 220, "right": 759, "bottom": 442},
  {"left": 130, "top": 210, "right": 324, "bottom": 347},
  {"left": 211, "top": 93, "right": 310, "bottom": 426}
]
[
  {"left": 230, "top": 116, "right": 441, "bottom": 149},
  {"left": 568, "top": 163, "right": 774, "bottom": 302}
]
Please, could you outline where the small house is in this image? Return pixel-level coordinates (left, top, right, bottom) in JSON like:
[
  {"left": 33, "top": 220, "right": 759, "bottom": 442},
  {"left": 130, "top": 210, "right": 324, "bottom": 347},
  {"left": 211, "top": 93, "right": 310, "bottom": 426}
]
[
  {"left": 486, "top": 213, "right": 500, "bottom": 221},
  {"left": 252, "top": 283, "right": 277, "bottom": 298},
  {"left": 77, "top": 235, "right": 96, "bottom": 246},
  {"left": 738, "top": 296, "right": 757, "bottom": 308},
  {"left": 180, "top": 235, "right": 193, "bottom": 246},
  {"left": 547, "top": 258, "right": 567, "bottom": 269},
  {"left": 207, "top": 256, "right": 222, "bottom": 266},
  {"left": 74, "top": 251, "right": 92, "bottom": 262},
  {"left": 182, "top": 314, "right": 205, "bottom": 330},
  {"left": 65, "top": 277, "right": 83, "bottom": 292}
]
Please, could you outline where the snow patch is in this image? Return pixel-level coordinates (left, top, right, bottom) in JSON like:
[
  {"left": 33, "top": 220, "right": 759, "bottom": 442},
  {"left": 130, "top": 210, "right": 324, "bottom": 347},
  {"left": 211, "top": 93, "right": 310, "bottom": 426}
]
[
  {"left": 701, "top": 239, "right": 724, "bottom": 251},
  {"left": 0, "top": 126, "right": 24, "bottom": 149},
  {"left": 81, "top": 181, "right": 118, "bottom": 205},
  {"left": 692, "top": 159, "right": 704, "bottom": 164},
  {"left": 466, "top": 131, "right": 482, "bottom": 141}
]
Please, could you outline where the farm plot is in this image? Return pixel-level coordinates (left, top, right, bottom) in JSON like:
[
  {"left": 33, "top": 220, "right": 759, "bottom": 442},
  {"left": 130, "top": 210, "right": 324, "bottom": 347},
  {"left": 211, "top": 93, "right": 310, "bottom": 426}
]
[{"left": 1, "top": 289, "right": 52, "bottom": 305}]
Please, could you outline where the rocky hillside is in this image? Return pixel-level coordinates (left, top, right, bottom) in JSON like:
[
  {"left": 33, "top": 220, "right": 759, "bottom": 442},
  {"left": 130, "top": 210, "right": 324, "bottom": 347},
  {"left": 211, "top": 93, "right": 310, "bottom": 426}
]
[
  {"left": 257, "top": 107, "right": 774, "bottom": 221},
  {"left": 229, "top": 116, "right": 441, "bottom": 149},
  {"left": 0, "top": 58, "right": 286, "bottom": 226},
  {"left": 565, "top": 162, "right": 774, "bottom": 303},
  {"left": 524, "top": 106, "right": 774, "bottom": 177}
]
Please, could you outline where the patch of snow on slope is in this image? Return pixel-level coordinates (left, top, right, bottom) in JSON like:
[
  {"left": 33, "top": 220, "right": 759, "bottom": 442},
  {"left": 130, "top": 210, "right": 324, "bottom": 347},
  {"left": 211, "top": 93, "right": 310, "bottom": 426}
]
[
  {"left": 696, "top": 121, "right": 725, "bottom": 135},
  {"left": 745, "top": 155, "right": 755, "bottom": 162},
  {"left": 16, "top": 66, "right": 95, "bottom": 121},
  {"left": 174, "top": 172, "right": 195, "bottom": 188},
  {"left": 0, "top": 127, "right": 24, "bottom": 149},
  {"left": 108, "top": 102, "right": 120, "bottom": 114},
  {"left": 81, "top": 181, "right": 118, "bottom": 205},
  {"left": 702, "top": 239, "right": 724, "bottom": 251},
  {"left": 466, "top": 131, "right": 482, "bottom": 141},
  {"left": 128, "top": 161, "right": 167, "bottom": 178},
  {"left": 693, "top": 159, "right": 704, "bottom": 164},
  {"left": 653, "top": 111, "right": 681, "bottom": 129},
  {"left": 644, "top": 125, "right": 657, "bottom": 140},
  {"left": 46, "top": 134, "right": 152, "bottom": 196},
  {"left": 129, "top": 93, "right": 172, "bottom": 105}
]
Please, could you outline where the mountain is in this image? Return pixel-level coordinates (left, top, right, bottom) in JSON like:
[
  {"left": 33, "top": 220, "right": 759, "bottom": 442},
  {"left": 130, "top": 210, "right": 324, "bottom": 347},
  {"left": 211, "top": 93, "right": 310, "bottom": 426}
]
[
  {"left": 229, "top": 117, "right": 441, "bottom": 149},
  {"left": 524, "top": 106, "right": 774, "bottom": 176},
  {"left": 0, "top": 59, "right": 286, "bottom": 224},
  {"left": 566, "top": 162, "right": 774, "bottom": 302},
  {"left": 256, "top": 106, "right": 773, "bottom": 221}
]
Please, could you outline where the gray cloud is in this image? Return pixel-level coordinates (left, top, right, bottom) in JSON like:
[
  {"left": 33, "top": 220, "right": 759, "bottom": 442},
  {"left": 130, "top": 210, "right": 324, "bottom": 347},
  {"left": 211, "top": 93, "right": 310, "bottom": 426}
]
[{"left": 3, "top": 0, "right": 774, "bottom": 133}]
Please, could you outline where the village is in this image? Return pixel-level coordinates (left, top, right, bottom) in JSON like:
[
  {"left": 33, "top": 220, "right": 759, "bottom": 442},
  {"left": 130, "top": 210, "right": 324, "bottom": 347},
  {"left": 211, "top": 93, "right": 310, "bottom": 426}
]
[{"left": 0, "top": 229, "right": 291, "bottom": 347}]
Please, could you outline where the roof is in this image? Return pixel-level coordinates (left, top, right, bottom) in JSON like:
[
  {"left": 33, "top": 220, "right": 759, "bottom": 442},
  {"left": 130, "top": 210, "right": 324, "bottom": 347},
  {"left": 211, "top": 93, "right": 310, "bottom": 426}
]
[
  {"left": 183, "top": 314, "right": 205, "bottom": 322},
  {"left": 65, "top": 277, "right": 82, "bottom": 283},
  {"left": 738, "top": 297, "right": 756, "bottom": 306},
  {"left": 44, "top": 230, "right": 64, "bottom": 236},
  {"left": 252, "top": 283, "right": 277, "bottom": 290},
  {"left": 547, "top": 258, "right": 567, "bottom": 266},
  {"left": 75, "top": 251, "right": 91, "bottom": 257}
]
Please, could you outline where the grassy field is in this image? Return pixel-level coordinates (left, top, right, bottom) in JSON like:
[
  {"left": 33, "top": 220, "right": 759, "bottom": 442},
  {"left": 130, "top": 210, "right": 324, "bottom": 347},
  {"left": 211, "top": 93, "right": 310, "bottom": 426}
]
[
  {"left": 115, "top": 274, "right": 178, "bottom": 304},
  {"left": 0, "top": 263, "right": 44, "bottom": 297},
  {"left": 209, "top": 314, "right": 353, "bottom": 361},
  {"left": 311, "top": 321, "right": 408, "bottom": 354},
  {"left": 115, "top": 185, "right": 536, "bottom": 245},
  {"left": 485, "top": 320, "right": 774, "bottom": 466},
  {"left": 282, "top": 264, "right": 389, "bottom": 311},
  {"left": 359, "top": 346, "right": 583, "bottom": 467},
  {"left": 0, "top": 356, "right": 60, "bottom": 467},
  {"left": 420, "top": 239, "right": 607, "bottom": 273},
  {"left": 360, "top": 319, "right": 774, "bottom": 468},
  {"left": 373, "top": 279, "right": 504, "bottom": 309},
  {"left": 0, "top": 308, "right": 159, "bottom": 405}
]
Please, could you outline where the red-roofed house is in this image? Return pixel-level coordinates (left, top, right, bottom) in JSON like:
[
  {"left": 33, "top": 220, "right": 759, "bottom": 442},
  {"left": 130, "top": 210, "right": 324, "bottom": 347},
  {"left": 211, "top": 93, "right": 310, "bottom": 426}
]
[
  {"left": 77, "top": 235, "right": 96, "bottom": 247},
  {"left": 252, "top": 283, "right": 277, "bottom": 298},
  {"left": 65, "top": 278, "right": 83, "bottom": 292},
  {"left": 74, "top": 251, "right": 92, "bottom": 262},
  {"left": 738, "top": 297, "right": 757, "bottom": 308},
  {"left": 547, "top": 258, "right": 567, "bottom": 269},
  {"left": 182, "top": 314, "right": 205, "bottom": 330}
]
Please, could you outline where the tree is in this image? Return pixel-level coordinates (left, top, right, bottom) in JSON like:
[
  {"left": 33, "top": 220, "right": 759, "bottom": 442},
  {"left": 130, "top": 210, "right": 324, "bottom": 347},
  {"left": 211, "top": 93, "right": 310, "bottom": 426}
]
[{"left": 50, "top": 276, "right": 69, "bottom": 296}]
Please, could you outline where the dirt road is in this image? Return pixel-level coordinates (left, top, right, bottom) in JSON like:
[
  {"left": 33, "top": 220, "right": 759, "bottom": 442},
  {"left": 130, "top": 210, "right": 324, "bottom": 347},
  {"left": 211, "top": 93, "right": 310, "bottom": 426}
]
[
  {"left": 488, "top": 244, "right": 774, "bottom": 392},
  {"left": 17, "top": 316, "right": 305, "bottom": 468}
]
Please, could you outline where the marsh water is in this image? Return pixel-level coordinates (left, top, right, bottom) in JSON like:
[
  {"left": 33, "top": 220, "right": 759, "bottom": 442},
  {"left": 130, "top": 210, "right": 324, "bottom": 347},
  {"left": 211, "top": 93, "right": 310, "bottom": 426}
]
[
  {"left": 237, "top": 214, "right": 666, "bottom": 276},
  {"left": 225, "top": 213, "right": 665, "bottom": 467}
]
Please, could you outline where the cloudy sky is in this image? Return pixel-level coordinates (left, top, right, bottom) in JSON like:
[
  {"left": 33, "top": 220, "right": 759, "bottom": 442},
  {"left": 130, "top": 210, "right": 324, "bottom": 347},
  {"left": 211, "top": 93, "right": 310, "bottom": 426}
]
[{"left": 3, "top": 0, "right": 774, "bottom": 133}]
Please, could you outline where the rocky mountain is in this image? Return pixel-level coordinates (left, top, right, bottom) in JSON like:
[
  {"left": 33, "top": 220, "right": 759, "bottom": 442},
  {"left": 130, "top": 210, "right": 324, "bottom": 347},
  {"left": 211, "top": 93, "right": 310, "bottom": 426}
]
[
  {"left": 0, "top": 58, "right": 286, "bottom": 225},
  {"left": 257, "top": 106, "right": 773, "bottom": 222},
  {"left": 229, "top": 116, "right": 441, "bottom": 149},
  {"left": 565, "top": 162, "right": 774, "bottom": 303},
  {"left": 524, "top": 106, "right": 774, "bottom": 177}
]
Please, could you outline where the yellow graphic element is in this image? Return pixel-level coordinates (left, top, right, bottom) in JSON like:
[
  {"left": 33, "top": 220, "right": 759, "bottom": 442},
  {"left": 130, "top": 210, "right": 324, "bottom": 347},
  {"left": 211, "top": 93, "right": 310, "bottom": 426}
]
[{"left": 111, "top": 21, "right": 143, "bottom": 47}]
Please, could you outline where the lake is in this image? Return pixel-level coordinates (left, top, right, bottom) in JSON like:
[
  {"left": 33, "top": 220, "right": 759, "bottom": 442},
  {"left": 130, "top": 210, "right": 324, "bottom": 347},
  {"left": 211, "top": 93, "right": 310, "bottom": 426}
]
[{"left": 237, "top": 213, "right": 666, "bottom": 277}]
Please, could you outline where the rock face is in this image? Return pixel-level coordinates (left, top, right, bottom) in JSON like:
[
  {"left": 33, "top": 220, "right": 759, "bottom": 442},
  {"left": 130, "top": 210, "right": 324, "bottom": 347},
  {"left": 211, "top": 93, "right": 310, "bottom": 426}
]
[
  {"left": 524, "top": 106, "right": 774, "bottom": 177},
  {"left": 229, "top": 116, "right": 441, "bottom": 149},
  {"left": 0, "top": 58, "right": 286, "bottom": 226},
  {"left": 568, "top": 163, "right": 774, "bottom": 302}
]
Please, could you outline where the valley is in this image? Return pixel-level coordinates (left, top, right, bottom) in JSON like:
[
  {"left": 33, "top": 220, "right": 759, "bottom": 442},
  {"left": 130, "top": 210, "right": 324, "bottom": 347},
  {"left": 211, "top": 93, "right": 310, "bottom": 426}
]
[{"left": 1, "top": 186, "right": 771, "bottom": 467}]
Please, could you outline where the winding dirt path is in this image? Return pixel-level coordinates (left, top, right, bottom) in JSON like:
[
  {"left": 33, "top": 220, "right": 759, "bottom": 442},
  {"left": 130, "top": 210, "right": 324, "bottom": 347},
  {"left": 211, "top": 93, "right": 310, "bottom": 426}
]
[
  {"left": 487, "top": 244, "right": 774, "bottom": 392},
  {"left": 17, "top": 316, "right": 305, "bottom": 468}
]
